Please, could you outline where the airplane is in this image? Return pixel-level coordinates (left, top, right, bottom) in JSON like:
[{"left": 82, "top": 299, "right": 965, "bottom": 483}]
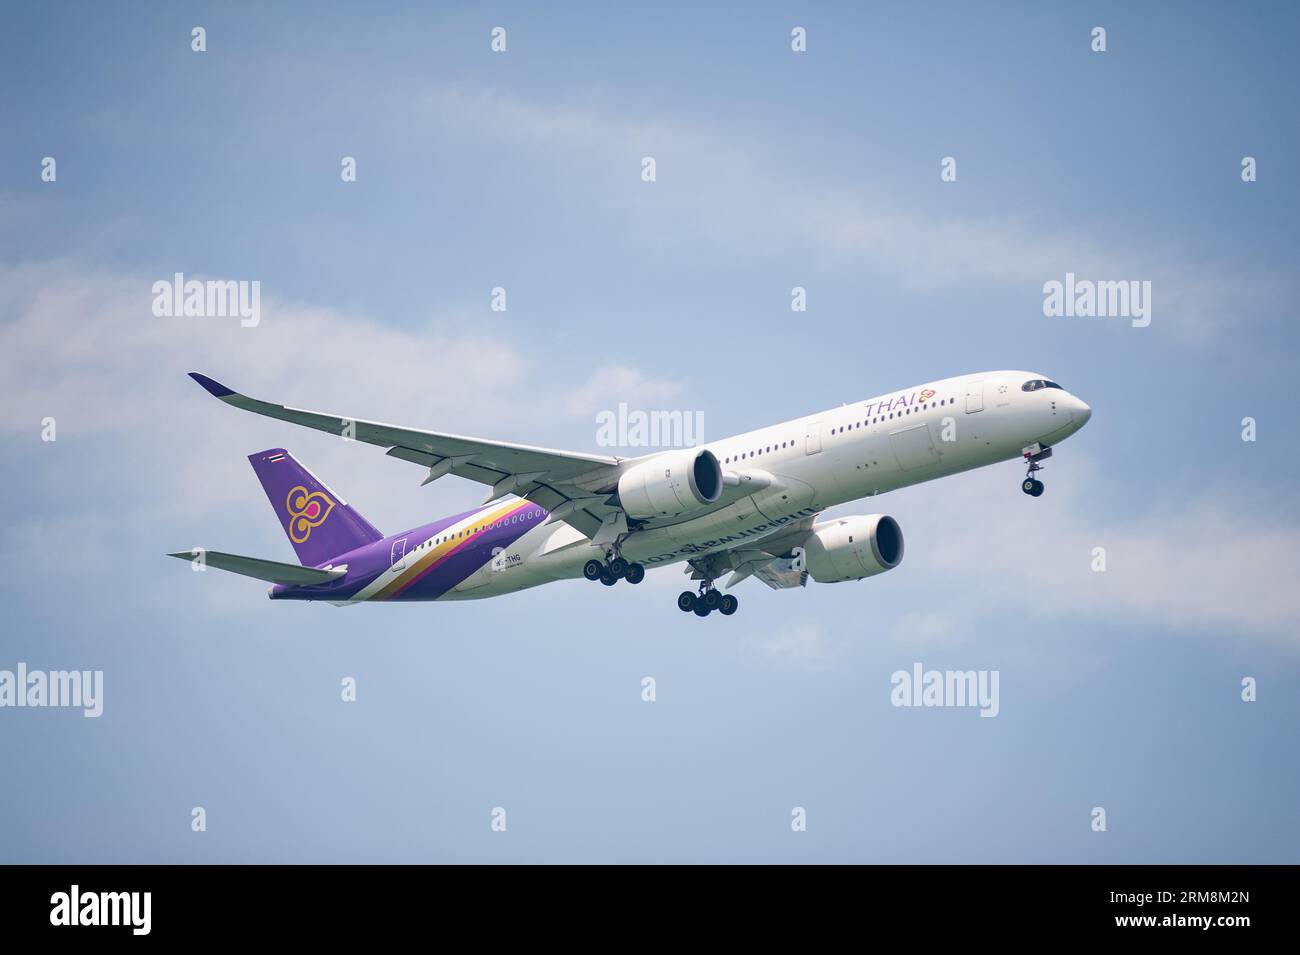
[{"left": 170, "top": 370, "right": 1090, "bottom": 618}]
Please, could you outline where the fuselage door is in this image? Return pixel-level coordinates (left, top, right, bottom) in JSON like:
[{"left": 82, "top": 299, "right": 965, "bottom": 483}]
[
  {"left": 805, "top": 422, "right": 823, "bottom": 455},
  {"left": 965, "top": 381, "right": 984, "bottom": 414},
  {"left": 390, "top": 537, "right": 408, "bottom": 572}
]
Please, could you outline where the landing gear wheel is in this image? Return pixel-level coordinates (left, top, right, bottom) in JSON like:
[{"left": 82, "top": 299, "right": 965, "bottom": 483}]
[
  {"left": 609, "top": 557, "right": 629, "bottom": 579},
  {"left": 600, "top": 570, "right": 618, "bottom": 586},
  {"left": 1022, "top": 449, "right": 1047, "bottom": 498},
  {"left": 694, "top": 603, "right": 711, "bottom": 617},
  {"left": 677, "top": 591, "right": 697, "bottom": 612},
  {"left": 624, "top": 562, "right": 645, "bottom": 585},
  {"left": 703, "top": 589, "right": 722, "bottom": 610},
  {"left": 583, "top": 559, "right": 605, "bottom": 581},
  {"left": 719, "top": 594, "right": 739, "bottom": 616}
]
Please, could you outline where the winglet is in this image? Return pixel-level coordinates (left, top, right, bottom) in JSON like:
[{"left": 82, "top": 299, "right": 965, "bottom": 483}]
[{"left": 188, "top": 372, "right": 236, "bottom": 398}]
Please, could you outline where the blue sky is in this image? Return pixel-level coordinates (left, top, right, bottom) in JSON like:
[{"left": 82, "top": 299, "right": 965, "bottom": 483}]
[{"left": 1, "top": 1, "right": 1297, "bottom": 862}]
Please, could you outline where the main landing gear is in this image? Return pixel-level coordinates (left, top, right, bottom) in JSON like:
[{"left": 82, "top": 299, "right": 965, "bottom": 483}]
[
  {"left": 583, "top": 554, "right": 645, "bottom": 587},
  {"left": 677, "top": 581, "right": 739, "bottom": 618},
  {"left": 1021, "top": 443, "right": 1052, "bottom": 497}
]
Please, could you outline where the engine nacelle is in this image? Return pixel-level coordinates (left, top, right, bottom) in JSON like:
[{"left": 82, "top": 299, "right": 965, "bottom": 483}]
[
  {"left": 617, "top": 448, "right": 723, "bottom": 519},
  {"left": 800, "top": 514, "right": 904, "bottom": 583}
]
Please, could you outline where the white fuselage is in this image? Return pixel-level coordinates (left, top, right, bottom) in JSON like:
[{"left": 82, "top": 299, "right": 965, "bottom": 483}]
[{"left": 440, "top": 370, "right": 1091, "bottom": 599}]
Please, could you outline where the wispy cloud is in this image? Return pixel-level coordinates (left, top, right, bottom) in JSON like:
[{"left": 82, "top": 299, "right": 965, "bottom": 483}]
[
  {"left": 564, "top": 365, "right": 684, "bottom": 418},
  {"left": 415, "top": 86, "right": 1288, "bottom": 344},
  {"left": 890, "top": 610, "right": 958, "bottom": 646},
  {"left": 749, "top": 621, "right": 838, "bottom": 672},
  {"left": 877, "top": 461, "right": 1300, "bottom": 648}
]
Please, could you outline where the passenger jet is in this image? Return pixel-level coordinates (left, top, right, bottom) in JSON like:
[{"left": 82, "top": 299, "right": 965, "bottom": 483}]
[{"left": 171, "top": 371, "right": 1090, "bottom": 617}]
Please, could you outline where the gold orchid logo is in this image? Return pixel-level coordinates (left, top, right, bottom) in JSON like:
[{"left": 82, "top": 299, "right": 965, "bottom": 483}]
[{"left": 286, "top": 485, "right": 335, "bottom": 543}]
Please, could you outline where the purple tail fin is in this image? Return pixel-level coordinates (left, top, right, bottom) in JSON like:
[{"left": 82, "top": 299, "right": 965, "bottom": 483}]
[{"left": 248, "top": 449, "right": 383, "bottom": 566}]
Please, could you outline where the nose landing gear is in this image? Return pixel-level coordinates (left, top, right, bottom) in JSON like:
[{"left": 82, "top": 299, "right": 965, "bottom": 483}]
[{"left": 1021, "top": 443, "right": 1051, "bottom": 497}]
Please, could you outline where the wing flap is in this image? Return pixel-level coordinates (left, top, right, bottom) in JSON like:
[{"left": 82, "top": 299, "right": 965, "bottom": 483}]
[{"left": 752, "top": 558, "right": 808, "bottom": 590}]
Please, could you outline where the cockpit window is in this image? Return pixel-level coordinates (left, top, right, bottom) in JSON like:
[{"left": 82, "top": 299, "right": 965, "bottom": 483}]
[{"left": 1021, "top": 379, "right": 1063, "bottom": 392}]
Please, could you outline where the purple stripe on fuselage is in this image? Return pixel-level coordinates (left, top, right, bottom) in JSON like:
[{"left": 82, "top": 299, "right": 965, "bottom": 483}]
[
  {"left": 381, "top": 498, "right": 533, "bottom": 600},
  {"left": 269, "top": 500, "right": 551, "bottom": 602}
]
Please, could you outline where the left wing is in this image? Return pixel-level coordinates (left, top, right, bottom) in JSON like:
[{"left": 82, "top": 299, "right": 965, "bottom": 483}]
[{"left": 188, "top": 373, "right": 624, "bottom": 537}]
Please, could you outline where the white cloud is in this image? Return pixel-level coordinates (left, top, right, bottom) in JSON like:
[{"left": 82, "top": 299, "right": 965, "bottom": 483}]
[
  {"left": 750, "top": 621, "right": 838, "bottom": 672},
  {"left": 415, "top": 86, "right": 1287, "bottom": 344},
  {"left": 876, "top": 461, "right": 1300, "bottom": 648},
  {"left": 890, "top": 611, "right": 958, "bottom": 646},
  {"left": 564, "top": 364, "right": 685, "bottom": 418}
]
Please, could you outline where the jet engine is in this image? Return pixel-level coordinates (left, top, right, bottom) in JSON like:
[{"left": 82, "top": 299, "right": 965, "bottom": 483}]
[
  {"left": 617, "top": 448, "right": 723, "bottom": 519},
  {"left": 801, "top": 514, "right": 904, "bottom": 583}
]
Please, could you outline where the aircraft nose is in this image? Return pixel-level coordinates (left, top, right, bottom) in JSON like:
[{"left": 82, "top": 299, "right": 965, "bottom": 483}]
[{"left": 1070, "top": 396, "right": 1092, "bottom": 426}]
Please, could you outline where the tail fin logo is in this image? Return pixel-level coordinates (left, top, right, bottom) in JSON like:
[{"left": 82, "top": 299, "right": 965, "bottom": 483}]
[{"left": 286, "top": 486, "right": 335, "bottom": 543}]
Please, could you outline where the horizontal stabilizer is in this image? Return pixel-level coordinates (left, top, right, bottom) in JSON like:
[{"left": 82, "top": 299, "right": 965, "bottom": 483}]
[{"left": 167, "top": 550, "right": 347, "bottom": 586}]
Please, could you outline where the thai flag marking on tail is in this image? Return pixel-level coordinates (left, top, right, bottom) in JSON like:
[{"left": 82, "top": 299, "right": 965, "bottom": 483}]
[{"left": 268, "top": 453, "right": 287, "bottom": 463}]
